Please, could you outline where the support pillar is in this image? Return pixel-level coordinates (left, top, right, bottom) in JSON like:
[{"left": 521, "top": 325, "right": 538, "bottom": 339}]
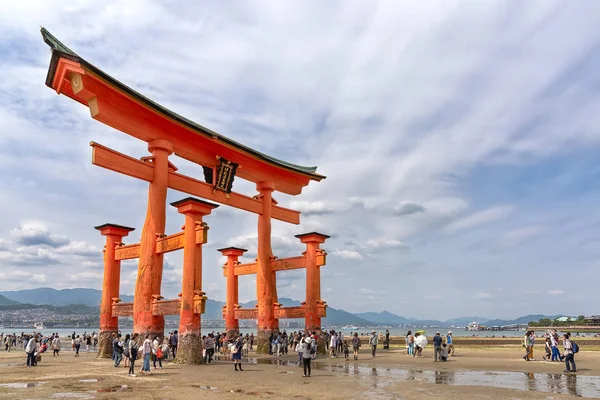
[
  {"left": 95, "top": 223, "right": 135, "bottom": 358},
  {"left": 218, "top": 247, "right": 247, "bottom": 340},
  {"left": 296, "top": 232, "right": 329, "bottom": 353},
  {"left": 133, "top": 139, "right": 173, "bottom": 339},
  {"left": 255, "top": 181, "right": 278, "bottom": 353},
  {"left": 172, "top": 197, "right": 218, "bottom": 364}
]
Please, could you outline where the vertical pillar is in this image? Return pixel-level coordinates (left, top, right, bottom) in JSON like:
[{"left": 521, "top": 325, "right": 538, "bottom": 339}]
[
  {"left": 255, "top": 181, "right": 278, "bottom": 353},
  {"left": 218, "top": 247, "right": 247, "bottom": 339},
  {"left": 296, "top": 232, "right": 329, "bottom": 352},
  {"left": 172, "top": 197, "right": 219, "bottom": 364},
  {"left": 95, "top": 223, "right": 135, "bottom": 358},
  {"left": 133, "top": 139, "right": 173, "bottom": 339}
]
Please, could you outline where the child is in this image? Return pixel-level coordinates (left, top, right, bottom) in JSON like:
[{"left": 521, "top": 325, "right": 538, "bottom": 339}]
[
  {"left": 343, "top": 341, "right": 349, "bottom": 361},
  {"left": 441, "top": 343, "right": 448, "bottom": 362},
  {"left": 543, "top": 337, "right": 552, "bottom": 361}
]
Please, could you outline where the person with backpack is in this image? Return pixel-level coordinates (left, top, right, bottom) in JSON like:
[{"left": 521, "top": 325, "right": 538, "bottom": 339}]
[
  {"left": 152, "top": 335, "right": 163, "bottom": 369},
  {"left": 301, "top": 335, "right": 315, "bottom": 377},
  {"left": 128, "top": 333, "right": 139, "bottom": 377},
  {"left": 563, "top": 333, "right": 577, "bottom": 373}
]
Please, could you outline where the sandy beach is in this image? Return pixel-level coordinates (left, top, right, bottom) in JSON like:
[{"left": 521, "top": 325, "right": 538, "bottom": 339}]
[{"left": 1, "top": 345, "right": 599, "bottom": 399}]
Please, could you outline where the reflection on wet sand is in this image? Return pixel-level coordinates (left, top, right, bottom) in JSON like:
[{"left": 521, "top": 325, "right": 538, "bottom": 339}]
[{"left": 235, "top": 358, "right": 599, "bottom": 398}]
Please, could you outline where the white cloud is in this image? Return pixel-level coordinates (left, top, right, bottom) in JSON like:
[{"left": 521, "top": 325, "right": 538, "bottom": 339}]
[
  {"left": 477, "top": 292, "right": 493, "bottom": 300},
  {"left": 444, "top": 206, "right": 515, "bottom": 234},
  {"left": 0, "top": 1, "right": 599, "bottom": 318},
  {"left": 332, "top": 249, "right": 363, "bottom": 260},
  {"left": 548, "top": 290, "right": 565, "bottom": 296}
]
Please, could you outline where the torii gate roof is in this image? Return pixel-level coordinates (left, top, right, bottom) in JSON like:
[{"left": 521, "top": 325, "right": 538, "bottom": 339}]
[{"left": 40, "top": 28, "right": 325, "bottom": 195}]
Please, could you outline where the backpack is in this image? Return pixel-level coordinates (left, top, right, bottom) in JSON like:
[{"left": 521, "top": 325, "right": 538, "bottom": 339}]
[
  {"left": 305, "top": 340, "right": 312, "bottom": 352},
  {"left": 571, "top": 341, "right": 579, "bottom": 354}
]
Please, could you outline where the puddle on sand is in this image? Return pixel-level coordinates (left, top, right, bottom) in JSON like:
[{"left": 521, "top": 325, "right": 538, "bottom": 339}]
[
  {"left": 316, "top": 364, "right": 600, "bottom": 398},
  {"left": 0, "top": 363, "right": 22, "bottom": 367},
  {"left": 96, "top": 385, "right": 131, "bottom": 393},
  {"left": 52, "top": 394, "right": 96, "bottom": 399},
  {"left": 79, "top": 379, "right": 98, "bottom": 383},
  {"left": 0, "top": 382, "right": 43, "bottom": 388}
]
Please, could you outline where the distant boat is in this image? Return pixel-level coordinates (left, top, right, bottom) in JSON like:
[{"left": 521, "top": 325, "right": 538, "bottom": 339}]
[
  {"left": 342, "top": 325, "right": 359, "bottom": 330},
  {"left": 34, "top": 322, "right": 45, "bottom": 330},
  {"left": 467, "top": 321, "right": 480, "bottom": 331}
]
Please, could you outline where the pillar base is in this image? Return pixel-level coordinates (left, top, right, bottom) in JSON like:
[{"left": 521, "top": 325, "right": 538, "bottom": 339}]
[
  {"left": 313, "top": 329, "right": 327, "bottom": 355},
  {"left": 255, "top": 329, "right": 278, "bottom": 354},
  {"left": 226, "top": 328, "right": 239, "bottom": 342},
  {"left": 174, "top": 333, "right": 204, "bottom": 365},
  {"left": 98, "top": 329, "right": 117, "bottom": 358}
]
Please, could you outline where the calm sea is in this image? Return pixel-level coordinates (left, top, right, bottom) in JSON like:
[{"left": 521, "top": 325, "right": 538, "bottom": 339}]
[{"left": 0, "top": 327, "right": 542, "bottom": 338}]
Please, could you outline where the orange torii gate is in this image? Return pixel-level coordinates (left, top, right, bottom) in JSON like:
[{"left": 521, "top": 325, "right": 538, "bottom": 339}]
[
  {"left": 219, "top": 232, "right": 329, "bottom": 347},
  {"left": 40, "top": 28, "right": 326, "bottom": 361}
]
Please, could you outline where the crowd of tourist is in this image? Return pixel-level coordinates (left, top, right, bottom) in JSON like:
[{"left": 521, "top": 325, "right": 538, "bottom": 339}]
[
  {"left": 523, "top": 329, "right": 579, "bottom": 372},
  {"left": 0, "top": 328, "right": 586, "bottom": 377}
]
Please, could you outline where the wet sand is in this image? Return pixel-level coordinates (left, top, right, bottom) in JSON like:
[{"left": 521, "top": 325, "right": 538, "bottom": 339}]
[{"left": 0, "top": 347, "right": 598, "bottom": 399}]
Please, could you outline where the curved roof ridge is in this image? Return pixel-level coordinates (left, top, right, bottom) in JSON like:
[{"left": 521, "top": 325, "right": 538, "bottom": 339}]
[{"left": 40, "top": 28, "right": 323, "bottom": 179}]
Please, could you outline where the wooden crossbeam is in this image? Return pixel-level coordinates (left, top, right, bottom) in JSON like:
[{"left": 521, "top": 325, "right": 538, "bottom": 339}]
[
  {"left": 111, "top": 302, "right": 133, "bottom": 317},
  {"left": 91, "top": 142, "right": 300, "bottom": 224},
  {"left": 114, "top": 228, "right": 207, "bottom": 261},
  {"left": 114, "top": 243, "right": 140, "bottom": 261},
  {"left": 230, "top": 304, "right": 327, "bottom": 320},
  {"left": 224, "top": 252, "right": 327, "bottom": 277}
]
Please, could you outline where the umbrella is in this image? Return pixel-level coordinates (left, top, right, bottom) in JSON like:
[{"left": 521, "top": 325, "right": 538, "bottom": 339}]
[{"left": 416, "top": 330, "right": 426, "bottom": 335}]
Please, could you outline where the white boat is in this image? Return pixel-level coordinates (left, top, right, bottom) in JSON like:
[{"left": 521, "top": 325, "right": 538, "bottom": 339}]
[
  {"left": 342, "top": 325, "right": 359, "bottom": 330},
  {"left": 34, "top": 322, "right": 45, "bottom": 330},
  {"left": 467, "top": 321, "right": 480, "bottom": 331}
]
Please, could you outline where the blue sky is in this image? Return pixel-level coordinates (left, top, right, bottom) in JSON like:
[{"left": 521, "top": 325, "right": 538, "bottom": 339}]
[{"left": 0, "top": 0, "right": 599, "bottom": 320}]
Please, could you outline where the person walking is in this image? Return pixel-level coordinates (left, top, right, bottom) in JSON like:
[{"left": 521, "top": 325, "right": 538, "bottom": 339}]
[
  {"left": 352, "top": 333, "right": 361, "bottom": 360},
  {"left": 563, "top": 334, "right": 577, "bottom": 373},
  {"left": 141, "top": 334, "right": 152, "bottom": 375},
  {"left": 123, "top": 334, "right": 131, "bottom": 368},
  {"left": 113, "top": 334, "right": 124, "bottom": 367},
  {"left": 74, "top": 335, "right": 81, "bottom": 357},
  {"left": 369, "top": 330, "right": 378, "bottom": 358},
  {"left": 25, "top": 335, "right": 37, "bottom": 367},
  {"left": 52, "top": 335, "right": 61, "bottom": 357},
  {"left": 170, "top": 330, "right": 178, "bottom": 359},
  {"left": 446, "top": 331, "right": 454, "bottom": 356},
  {"left": 301, "top": 335, "right": 315, "bottom": 377},
  {"left": 550, "top": 330, "right": 560, "bottom": 362},
  {"left": 433, "top": 332, "right": 442, "bottom": 362},
  {"left": 128, "top": 333, "right": 139, "bottom": 377},
  {"left": 207, "top": 333, "right": 217, "bottom": 363}
]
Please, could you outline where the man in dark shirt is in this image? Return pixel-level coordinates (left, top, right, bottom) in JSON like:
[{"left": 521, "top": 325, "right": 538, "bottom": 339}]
[{"left": 433, "top": 332, "right": 443, "bottom": 362}]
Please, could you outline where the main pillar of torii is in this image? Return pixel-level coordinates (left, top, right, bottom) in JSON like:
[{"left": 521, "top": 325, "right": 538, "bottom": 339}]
[{"left": 96, "top": 223, "right": 135, "bottom": 358}]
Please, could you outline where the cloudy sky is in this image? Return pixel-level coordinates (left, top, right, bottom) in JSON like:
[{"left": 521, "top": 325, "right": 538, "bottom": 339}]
[{"left": 1, "top": 0, "right": 599, "bottom": 320}]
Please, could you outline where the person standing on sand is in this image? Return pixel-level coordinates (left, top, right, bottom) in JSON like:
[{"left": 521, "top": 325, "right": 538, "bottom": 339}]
[
  {"left": 123, "top": 334, "right": 130, "bottom": 368},
  {"left": 352, "top": 333, "right": 361, "bottom": 360},
  {"left": 128, "top": 333, "right": 139, "bottom": 377},
  {"left": 369, "top": 330, "right": 378, "bottom": 358},
  {"left": 25, "top": 335, "right": 37, "bottom": 367},
  {"left": 523, "top": 331, "right": 533, "bottom": 361},
  {"left": 204, "top": 333, "right": 215, "bottom": 363},
  {"left": 407, "top": 331, "right": 414, "bottom": 356},
  {"left": 152, "top": 335, "right": 162, "bottom": 369},
  {"left": 550, "top": 330, "right": 560, "bottom": 362},
  {"left": 446, "top": 331, "right": 454, "bottom": 356},
  {"left": 433, "top": 332, "right": 442, "bottom": 362},
  {"left": 301, "top": 335, "right": 315, "bottom": 377},
  {"left": 384, "top": 330, "right": 390, "bottom": 350},
  {"left": 170, "top": 330, "right": 178, "bottom": 359},
  {"left": 141, "top": 334, "right": 152, "bottom": 375},
  {"left": 232, "top": 334, "right": 244, "bottom": 371}
]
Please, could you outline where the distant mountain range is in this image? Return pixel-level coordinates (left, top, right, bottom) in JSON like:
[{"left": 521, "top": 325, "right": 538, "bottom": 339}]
[{"left": 0, "top": 288, "right": 558, "bottom": 327}]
